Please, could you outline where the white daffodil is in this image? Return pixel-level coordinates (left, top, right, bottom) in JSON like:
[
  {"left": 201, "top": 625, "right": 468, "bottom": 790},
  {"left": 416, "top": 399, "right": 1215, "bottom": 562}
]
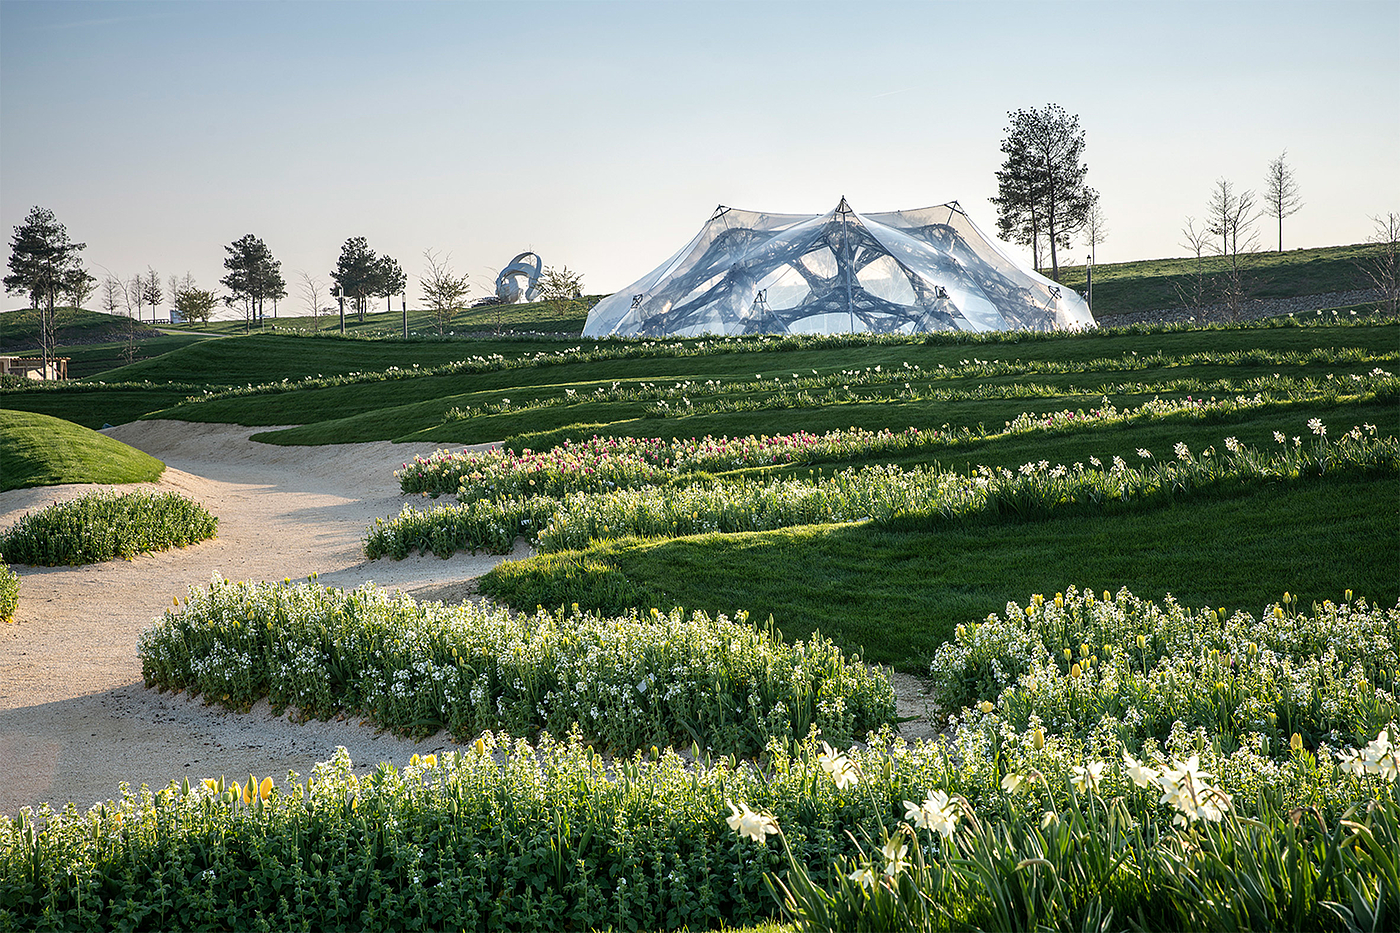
[
  {"left": 1000, "top": 772, "right": 1027, "bottom": 794},
  {"left": 904, "top": 789, "right": 961, "bottom": 838},
  {"left": 1340, "top": 730, "right": 1400, "bottom": 781},
  {"left": 1122, "top": 751, "right": 1158, "bottom": 789},
  {"left": 1071, "top": 761, "right": 1105, "bottom": 793},
  {"left": 848, "top": 866, "right": 876, "bottom": 889},
  {"left": 881, "top": 838, "right": 909, "bottom": 877},
  {"left": 817, "top": 741, "right": 859, "bottom": 790},
  {"left": 726, "top": 800, "right": 778, "bottom": 845}
]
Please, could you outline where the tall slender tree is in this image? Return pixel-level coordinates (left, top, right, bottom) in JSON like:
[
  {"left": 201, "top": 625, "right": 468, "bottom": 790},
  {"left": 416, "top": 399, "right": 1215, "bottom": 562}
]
[
  {"left": 991, "top": 104, "right": 1095, "bottom": 282},
  {"left": 1262, "top": 150, "right": 1303, "bottom": 252},
  {"left": 141, "top": 267, "right": 163, "bottom": 323},
  {"left": 4, "top": 206, "right": 90, "bottom": 376}
]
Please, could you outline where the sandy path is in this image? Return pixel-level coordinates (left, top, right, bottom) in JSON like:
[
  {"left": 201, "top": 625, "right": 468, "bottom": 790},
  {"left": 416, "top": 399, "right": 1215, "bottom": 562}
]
[
  {"left": 0, "top": 422, "right": 528, "bottom": 816},
  {"left": 1, "top": 421, "right": 936, "bottom": 817}
]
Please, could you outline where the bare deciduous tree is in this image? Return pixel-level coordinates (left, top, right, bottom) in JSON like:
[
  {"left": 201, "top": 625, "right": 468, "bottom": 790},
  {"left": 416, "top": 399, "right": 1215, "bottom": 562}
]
[
  {"left": 1081, "top": 196, "right": 1108, "bottom": 265},
  {"left": 1176, "top": 217, "right": 1214, "bottom": 320},
  {"left": 1357, "top": 212, "right": 1399, "bottom": 315},
  {"left": 126, "top": 274, "right": 145, "bottom": 323},
  {"left": 538, "top": 265, "right": 584, "bottom": 321},
  {"left": 100, "top": 274, "right": 123, "bottom": 317},
  {"left": 419, "top": 250, "right": 471, "bottom": 336},
  {"left": 1263, "top": 150, "right": 1303, "bottom": 252},
  {"left": 297, "top": 270, "right": 327, "bottom": 332},
  {"left": 1205, "top": 180, "right": 1258, "bottom": 321}
]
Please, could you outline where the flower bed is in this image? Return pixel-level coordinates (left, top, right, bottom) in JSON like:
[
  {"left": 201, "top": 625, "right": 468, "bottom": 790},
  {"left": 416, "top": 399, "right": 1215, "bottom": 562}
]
[
  {"left": 366, "top": 424, "right": 1398, "bottom": 560},
  {"left": 0, "top": 490, "right": 218, "bottom": 566},
  {"left": 8, "top": 587, "right": 1399, "bottom": 930},
  {"left": 138, "top": 578, "right": 895, "bottom": 756}
]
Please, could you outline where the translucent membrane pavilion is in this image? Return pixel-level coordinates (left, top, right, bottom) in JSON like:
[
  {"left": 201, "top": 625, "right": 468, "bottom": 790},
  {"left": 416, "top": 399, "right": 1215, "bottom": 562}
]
[{"left": 583, "top": 198, "right": 1096, "bottom": 338}]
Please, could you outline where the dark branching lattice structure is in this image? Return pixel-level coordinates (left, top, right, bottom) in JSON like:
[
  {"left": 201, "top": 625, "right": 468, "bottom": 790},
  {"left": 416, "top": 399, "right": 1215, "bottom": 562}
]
[{"left": 585, "top": 199, "right": 1095, "bottom": 338}]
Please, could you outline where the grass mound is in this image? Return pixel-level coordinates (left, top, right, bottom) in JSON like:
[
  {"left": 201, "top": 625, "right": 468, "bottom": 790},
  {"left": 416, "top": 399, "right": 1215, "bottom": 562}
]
[
  {"left": 0, "top": 490, "right": 217, "bottom": 565},
  {"left": 0, "top": 410, "right": 163, "bottom": 491}
]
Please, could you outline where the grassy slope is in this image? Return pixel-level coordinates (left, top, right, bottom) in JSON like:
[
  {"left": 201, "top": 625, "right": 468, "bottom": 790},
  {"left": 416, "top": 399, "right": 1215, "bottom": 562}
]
[
  {"left": 0, "top": 409, "right": 164, "bottom": 492},
  {"left": 0, "top": 334, "right": 571, "bottom": 429},
  {"left": 161, "top": 296, "right": 600, "bottom": 339},
  {"left": 0, "top": 308, "right": 164, "bottom": 351},
  {"left": 483, "top": 473, "right": 1397, "bottom": 671},
  {"left": 1058, "top": 242, "right": 1379, "bottom": 316},
  {"left": 177, "top": 321, "right": 1398, "bottom": 446}
]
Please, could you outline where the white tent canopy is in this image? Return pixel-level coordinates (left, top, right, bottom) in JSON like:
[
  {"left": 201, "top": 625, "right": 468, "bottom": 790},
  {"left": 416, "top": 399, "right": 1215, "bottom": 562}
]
[{"left": 584, "top": 199, "right": 1095, "bottom": 338}]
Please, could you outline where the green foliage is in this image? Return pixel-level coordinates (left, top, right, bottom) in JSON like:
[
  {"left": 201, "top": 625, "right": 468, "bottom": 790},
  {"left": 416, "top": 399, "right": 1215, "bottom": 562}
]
[
  {"left": 138, "top": 579, "right": 895, "bottom": 755},
  {"left": 0, "top": 490, "right": 217, "bottom": 565},
  {"left": 0, "top": 410, "right": 164, "bottom": 491},
  {"left": 173, "top": 284, "right": 218, "bottom": 325},
  {"left": 0, "top": 560, "right": 17, "bottom": 623}
]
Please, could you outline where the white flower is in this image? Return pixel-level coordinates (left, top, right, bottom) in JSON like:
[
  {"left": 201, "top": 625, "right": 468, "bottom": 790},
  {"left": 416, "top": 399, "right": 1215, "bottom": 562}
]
[
  {"left": 904, "top": 789, "right": 960, "bottom": 838},
  {"left": 881, "top": 837, "right": 909, "bottom": 876},
  {"left": 1136, "top": 448, "right": 1152, "bottom": 459},
  {"left": 1308, "top": 418, "right": 1326, "bottom": 436},
  {"left": 1000, "top": 772, "right": 1027, "bottom": 794},
  {"left": 848, "top": 866, "right": 876, "bottom": 889},
  {"left": 1071, "top": 761, "right": 1105, "bottom": 793},
  {"left": 1274, "top": 431, "right": 1286, "bottom": 443},
  {"left": 1338, "top": 729, "right": 1399, "bottom": 781},
  {"left": 818, "top": 742, "right": 859, "bottom": 790},
  {"left": 1122, "top": 751, "right": 1157, "bottom": 789},
  {"left": 1174, "top": 442, "right": 1190, "bottom": 460},
  {"left": 1224, "top": 436, "right": 1240, "bottom": 453},
  {"left": 726, "top": 800, "right": 779, "bottom": 844}
]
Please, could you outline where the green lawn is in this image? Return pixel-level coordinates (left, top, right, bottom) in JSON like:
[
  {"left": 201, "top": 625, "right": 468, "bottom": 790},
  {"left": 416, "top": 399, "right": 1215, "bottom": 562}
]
[
  {"left": 0, "top": 409, "right": 164, "bottom": 492},
  {"left": 480, "top": 471, "right": 1398, "bottom": 672},
  {"left": 1058, "top": 242, "right": 1381, "bottom": 316}
]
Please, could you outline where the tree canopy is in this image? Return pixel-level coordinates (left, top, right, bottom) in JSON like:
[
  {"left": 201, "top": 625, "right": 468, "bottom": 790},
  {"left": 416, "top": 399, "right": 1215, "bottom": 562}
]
[
  {"left": 4, "top": 206, "right": 91, "bottom": 372},
  {"left": 331, "top": 237, "right": 380, "bottom": 319},
  {"left": 221, "top": 234, "right": 285, "bottom": 332},
  {"left": 990, "top": 104, "right": 1095, "bottom": 282}
]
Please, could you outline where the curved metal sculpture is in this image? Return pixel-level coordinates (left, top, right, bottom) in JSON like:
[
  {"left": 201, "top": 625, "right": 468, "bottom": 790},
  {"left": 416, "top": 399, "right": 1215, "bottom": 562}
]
[{"left": 494, "top": 252, "right": 543, "bottom": 304}]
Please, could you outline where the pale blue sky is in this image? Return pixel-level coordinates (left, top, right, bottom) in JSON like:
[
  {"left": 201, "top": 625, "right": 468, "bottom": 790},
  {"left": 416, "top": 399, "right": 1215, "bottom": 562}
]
[{"left": 2, "top": 0, "right": 1396, "bottom": 314}]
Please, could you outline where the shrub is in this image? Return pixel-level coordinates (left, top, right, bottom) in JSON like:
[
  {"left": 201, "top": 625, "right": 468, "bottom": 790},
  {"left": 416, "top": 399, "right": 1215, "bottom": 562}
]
[
  {"left": 138, "top": 578, "right": 896, "bottom": 756},
  {"left": 0, "top": 490, "right": 217, "bottom": 565},
  {"left": 0, "top": 560, "right": 17, "bottom": 622}
]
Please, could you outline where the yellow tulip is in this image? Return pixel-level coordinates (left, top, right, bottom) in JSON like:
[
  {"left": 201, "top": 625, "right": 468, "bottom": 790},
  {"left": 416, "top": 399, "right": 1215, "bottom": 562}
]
[
  {"left": 1070, "top": 663, "right": 1082, "bottom": 678},
  {"left": 259, "top": 777, "right": 273, "bottom": 801},
  {"left": 1290, "top": 733, "right": 1303, "bottom": 753}
]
